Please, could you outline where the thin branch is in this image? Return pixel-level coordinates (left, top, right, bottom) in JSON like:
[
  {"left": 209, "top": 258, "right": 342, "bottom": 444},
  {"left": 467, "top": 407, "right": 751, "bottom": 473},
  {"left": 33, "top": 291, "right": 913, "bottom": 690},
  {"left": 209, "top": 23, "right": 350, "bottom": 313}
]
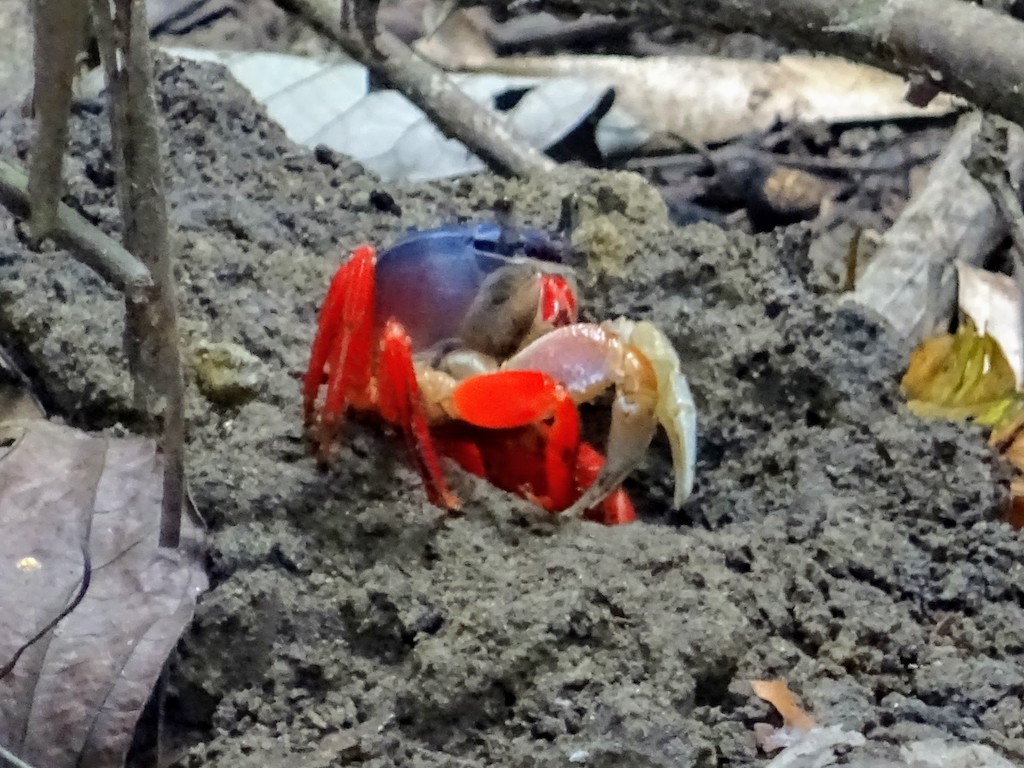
[
  {"left": 91, "top": 0, "right": 186, "bottom": 549},
  {"left": 0, "top": 743, "right": 38, "bottom": 768},
  {"left": 290, "top": 0, "right": 556, "bottom": 179},
  {"left": 965, "top": 120, "right": 1024, "bottom": 259},
  {"left": 0, "top": 157, "right": 153, "bottom": 294},
  {"left": 26, "top": 0, "right": 88, "bottom": 238},
  {"left": 964, "top": 118, "right": 1024, "bottom": 383},
  {"left": 475, "top": 0, "right": 1024, "bottom": 129}
]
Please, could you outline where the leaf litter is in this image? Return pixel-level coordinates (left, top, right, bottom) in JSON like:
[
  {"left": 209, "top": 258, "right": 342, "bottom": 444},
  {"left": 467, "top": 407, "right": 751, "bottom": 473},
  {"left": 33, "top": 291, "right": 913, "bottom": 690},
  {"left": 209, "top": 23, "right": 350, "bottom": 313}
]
[{"left": 0, "top": 420, "right": 206, "bottom": 768}]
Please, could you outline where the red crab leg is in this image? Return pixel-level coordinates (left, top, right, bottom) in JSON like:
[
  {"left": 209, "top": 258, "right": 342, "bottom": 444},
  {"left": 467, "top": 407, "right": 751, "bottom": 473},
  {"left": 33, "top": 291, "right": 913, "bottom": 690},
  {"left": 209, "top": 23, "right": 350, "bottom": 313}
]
[
  {"left": 575, "top": 443, "right": 636, "bottom": 525},
  {"left": 377, "top": 319, "right": 459, "bottom": 510},
  {"left": 303, "top": 245, "right": 377, "bottom": 453},
  {"left": 451, "top": 370, "right": 579, "bottom": 511}
]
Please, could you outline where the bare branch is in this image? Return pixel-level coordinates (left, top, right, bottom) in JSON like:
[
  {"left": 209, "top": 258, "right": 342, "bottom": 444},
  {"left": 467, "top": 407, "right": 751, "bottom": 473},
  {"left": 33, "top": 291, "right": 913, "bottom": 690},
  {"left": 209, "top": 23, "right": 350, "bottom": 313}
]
[
  {"left": 0, "top": 157, "right": 153, "bottom": 294},
  {"left": 26, "top": 0, "right": 88, "bottom": 238},
  {"left": 90, "top": 0, "right": 185, "bottom": 549},
  {"left": 290, "top": 0, "right": 556, "bottom": 179},
  {"left": 475, "top": 0, "right": 1024, "bottom": 128},
  {"left": 965, "top": 119, "right": 1024, "bottom": 260},
  {"left": 0, "top": 743, "right": 39, "bottom": 768}
]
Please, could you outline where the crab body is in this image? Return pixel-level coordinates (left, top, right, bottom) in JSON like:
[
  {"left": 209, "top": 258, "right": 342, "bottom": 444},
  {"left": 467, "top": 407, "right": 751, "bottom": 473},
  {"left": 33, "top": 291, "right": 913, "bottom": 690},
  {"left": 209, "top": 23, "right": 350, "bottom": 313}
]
[
  {"left": 371, "top": 222, "right": 568, "bottom": 350},
  {"left": 303, "top": 222, "right": 696, "bottom": 524}
]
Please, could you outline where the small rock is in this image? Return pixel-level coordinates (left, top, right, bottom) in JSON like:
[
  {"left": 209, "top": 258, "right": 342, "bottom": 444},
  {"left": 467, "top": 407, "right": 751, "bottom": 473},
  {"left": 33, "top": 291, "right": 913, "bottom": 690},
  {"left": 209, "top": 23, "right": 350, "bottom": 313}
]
[{"left": 192, "top": 340, "right": 263, "bottom": 407}]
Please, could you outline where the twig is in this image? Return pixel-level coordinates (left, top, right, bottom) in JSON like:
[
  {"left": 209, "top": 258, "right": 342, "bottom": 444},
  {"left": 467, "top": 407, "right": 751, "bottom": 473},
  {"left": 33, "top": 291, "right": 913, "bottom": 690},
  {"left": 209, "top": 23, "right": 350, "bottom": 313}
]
[
  {"left": 289, "top": 0, "right": 556, "bottom": 179},
  {"left": 964, "top": 118, "right": 1024, "bottom": 382},
  {"left": 0, "top": 157, "right": 153, "bottom": 294},
  {"left": 26, "top": 0, "right": 88, "bottom": 238},
  {"left": 477, "top": 0, "right": 1024, "bottom": 129},
  {"left": 626, "top": 143, "right": 942, "bottom": 178},
  {"left": 0, "top": 545, "right": 91, "bottom": 681},
  {"left": 0, "top": 743, "right": 38, "bottom": 768},
  {"left": 490, "top": 14, "right": 635, "bottom": 55},
  {"left": 965, "top": 120, "right": 1024, "bottom": 259},
  {"left": 90, "top": 0, "right": 186, "bottom": 549}
]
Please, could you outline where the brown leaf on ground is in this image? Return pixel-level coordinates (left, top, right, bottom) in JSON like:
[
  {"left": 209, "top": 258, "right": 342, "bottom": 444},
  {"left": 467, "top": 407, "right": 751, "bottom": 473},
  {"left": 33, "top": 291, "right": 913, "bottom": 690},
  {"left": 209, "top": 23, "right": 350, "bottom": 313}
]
[
  {"left": 0, "top": 421, "right": 206, "bottom": 768},
  {"left": 750, "top": 679, "right": 816, "bottom": 731}
]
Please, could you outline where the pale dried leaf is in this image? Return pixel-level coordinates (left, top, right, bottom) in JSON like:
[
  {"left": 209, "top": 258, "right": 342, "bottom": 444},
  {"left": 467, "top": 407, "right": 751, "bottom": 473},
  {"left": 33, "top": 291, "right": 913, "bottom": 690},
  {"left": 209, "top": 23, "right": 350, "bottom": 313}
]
[
  {"left": 164, "top": 48, "right": 614, "bottom": 180},
  {"left": 454, "top": 54, "right": 960, "bottom": 146},
  {"left": 956, "top": 261, "right": 1024, "bottom": 388},
  {"left": 0, "top": 421, "right": 206, "bottom": 768}
]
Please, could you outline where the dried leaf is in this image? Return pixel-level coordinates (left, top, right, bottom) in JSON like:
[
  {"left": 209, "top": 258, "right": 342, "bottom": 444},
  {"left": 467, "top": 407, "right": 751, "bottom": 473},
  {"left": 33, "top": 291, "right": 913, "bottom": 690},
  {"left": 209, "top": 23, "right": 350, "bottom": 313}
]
[
  {"left": 900, "top": 318, "right": 1018, "bottom": 424},
  {"left": 901, "top": 314, "right": 1024, "bottom": 524},
  {"left": 1006, "top": 478, "right": 1024, "bottom": 529},
  {"left": 852, "top": 114, "right": 1024, "bottom": 341},
  {"left": 162, "top": 48, "right": 614, "bottom": 181},
  {"left": 956, "top": 262, "right": 1024, "bottom": 387},
  {"left": 0, "top": 421, "right": 206, "bottom": 768},
  {"left": 452, "top": 54, "right": 960, "bottom": 146},
  {"left": 750, "top": 679, "right": 816, "bottom": 732}
]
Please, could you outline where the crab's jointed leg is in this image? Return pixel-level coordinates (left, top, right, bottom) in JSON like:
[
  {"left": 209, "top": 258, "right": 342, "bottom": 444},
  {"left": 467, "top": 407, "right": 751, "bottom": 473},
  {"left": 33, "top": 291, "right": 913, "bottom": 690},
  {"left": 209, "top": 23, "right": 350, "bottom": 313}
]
[
  {"left": 377, "top": 320, "right": 459, "bottom": 509},
  {"left": 303, "top": 244, "right": 376, "bottom": 448},
  {"left": 574, "top": 443, "right": 637, "bottom": 525},
  {"left": 303, "top": 245, "right": 458, "bottom": 510}
]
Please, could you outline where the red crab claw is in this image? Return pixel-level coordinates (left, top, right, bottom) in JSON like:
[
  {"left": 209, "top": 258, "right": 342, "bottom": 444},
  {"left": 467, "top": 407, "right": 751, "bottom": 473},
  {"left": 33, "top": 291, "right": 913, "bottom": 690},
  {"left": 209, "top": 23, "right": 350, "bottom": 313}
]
[
  {"left": 449, "top": 370, "right": 579, "bottom": 511},
  {"left": 439, "top": 371, "right": 635, "bottom": 524},
  {"left": 303, "top": 245, "right": 458, "bottom": 509}
]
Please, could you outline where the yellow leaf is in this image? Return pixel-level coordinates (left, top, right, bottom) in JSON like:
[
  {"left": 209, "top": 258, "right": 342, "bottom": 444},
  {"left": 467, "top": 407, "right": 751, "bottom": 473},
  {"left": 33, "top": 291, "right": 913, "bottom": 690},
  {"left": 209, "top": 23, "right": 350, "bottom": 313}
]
[{"left": 901, "top": 319, "right": 1019, "bottom": 423}]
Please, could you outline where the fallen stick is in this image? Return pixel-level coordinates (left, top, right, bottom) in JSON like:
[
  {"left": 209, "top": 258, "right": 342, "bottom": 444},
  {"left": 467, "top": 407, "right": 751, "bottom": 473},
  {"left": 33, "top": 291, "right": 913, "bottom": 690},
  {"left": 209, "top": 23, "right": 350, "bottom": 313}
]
[
  {"left": 290, "top": 0, "right": 556, "bottom": 180},
  {"left": 478, "top": 0, "right": 1024, "bottom": 128},
  {"left": 0, "top": 157, "right": 153, "bottom": 294}
]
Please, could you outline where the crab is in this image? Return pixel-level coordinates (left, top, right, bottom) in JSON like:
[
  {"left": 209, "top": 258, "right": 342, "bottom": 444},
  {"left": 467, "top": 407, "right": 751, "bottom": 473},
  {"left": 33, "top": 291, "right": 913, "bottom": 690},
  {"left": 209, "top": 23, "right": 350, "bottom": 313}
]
[{"left": 302, "top": 221, "right": 696, "bottom": 524}]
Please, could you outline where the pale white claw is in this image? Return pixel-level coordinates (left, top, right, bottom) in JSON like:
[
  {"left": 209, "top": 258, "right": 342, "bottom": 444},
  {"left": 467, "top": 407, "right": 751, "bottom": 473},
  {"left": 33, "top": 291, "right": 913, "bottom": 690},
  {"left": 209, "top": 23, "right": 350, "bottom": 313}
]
[{"left": 606, "top": 318, "right": 697, "bottom": 507}]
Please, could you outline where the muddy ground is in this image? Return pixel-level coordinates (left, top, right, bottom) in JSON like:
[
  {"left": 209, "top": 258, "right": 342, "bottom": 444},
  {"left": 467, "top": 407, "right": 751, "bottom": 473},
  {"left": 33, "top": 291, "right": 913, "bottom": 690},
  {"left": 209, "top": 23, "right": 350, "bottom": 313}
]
[{"left": 1, "top": 58, "right": 1024, "bottom": 767}]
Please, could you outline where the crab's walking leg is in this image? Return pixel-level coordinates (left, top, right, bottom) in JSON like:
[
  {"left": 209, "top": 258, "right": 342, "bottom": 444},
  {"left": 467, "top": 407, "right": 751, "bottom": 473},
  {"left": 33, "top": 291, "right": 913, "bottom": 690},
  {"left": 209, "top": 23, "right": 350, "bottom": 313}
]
[
  {"left": 452, "top": 370, "right": 580, "bottom": 511},
  {"left": 377, "top": 320, "right": 459, "bottom": 510},
  {"left": 303, "top": 245, "right": 377, "bottom": 454}
]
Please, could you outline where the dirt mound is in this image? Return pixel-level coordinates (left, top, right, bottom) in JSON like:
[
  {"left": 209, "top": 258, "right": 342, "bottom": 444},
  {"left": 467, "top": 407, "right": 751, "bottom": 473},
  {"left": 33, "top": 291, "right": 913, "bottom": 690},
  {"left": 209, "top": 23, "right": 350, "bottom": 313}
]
[{"left": 0, "top": 58, "right": 1021, "bottom": 767}]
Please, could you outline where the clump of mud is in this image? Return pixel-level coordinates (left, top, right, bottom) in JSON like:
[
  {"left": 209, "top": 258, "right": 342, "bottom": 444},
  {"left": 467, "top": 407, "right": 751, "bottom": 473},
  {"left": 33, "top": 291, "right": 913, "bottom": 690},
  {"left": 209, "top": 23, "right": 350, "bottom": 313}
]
[{"left": 0, "top": 58, "right": 1022, "bottom": 767}]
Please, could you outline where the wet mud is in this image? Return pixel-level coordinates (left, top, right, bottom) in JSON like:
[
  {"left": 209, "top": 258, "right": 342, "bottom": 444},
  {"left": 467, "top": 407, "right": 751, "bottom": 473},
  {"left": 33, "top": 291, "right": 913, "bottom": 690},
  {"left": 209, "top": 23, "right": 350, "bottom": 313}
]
[{"left": 0, "top": 59, "right": 1022, "bottom": 767}]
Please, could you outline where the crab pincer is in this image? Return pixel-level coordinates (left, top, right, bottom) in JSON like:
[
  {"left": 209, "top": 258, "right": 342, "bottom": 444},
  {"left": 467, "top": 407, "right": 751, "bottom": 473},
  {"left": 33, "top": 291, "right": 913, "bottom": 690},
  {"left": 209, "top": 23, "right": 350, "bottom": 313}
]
[{"left": 501, "top": 318, "right": 697, "bottom": 515}]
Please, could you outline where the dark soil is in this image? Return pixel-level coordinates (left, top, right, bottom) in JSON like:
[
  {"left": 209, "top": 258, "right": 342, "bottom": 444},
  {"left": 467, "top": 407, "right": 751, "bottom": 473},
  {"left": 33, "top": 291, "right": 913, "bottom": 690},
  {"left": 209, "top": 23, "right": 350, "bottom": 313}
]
[{"left": 1, "top": 58, "right": 1023, "bottom": 767}]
